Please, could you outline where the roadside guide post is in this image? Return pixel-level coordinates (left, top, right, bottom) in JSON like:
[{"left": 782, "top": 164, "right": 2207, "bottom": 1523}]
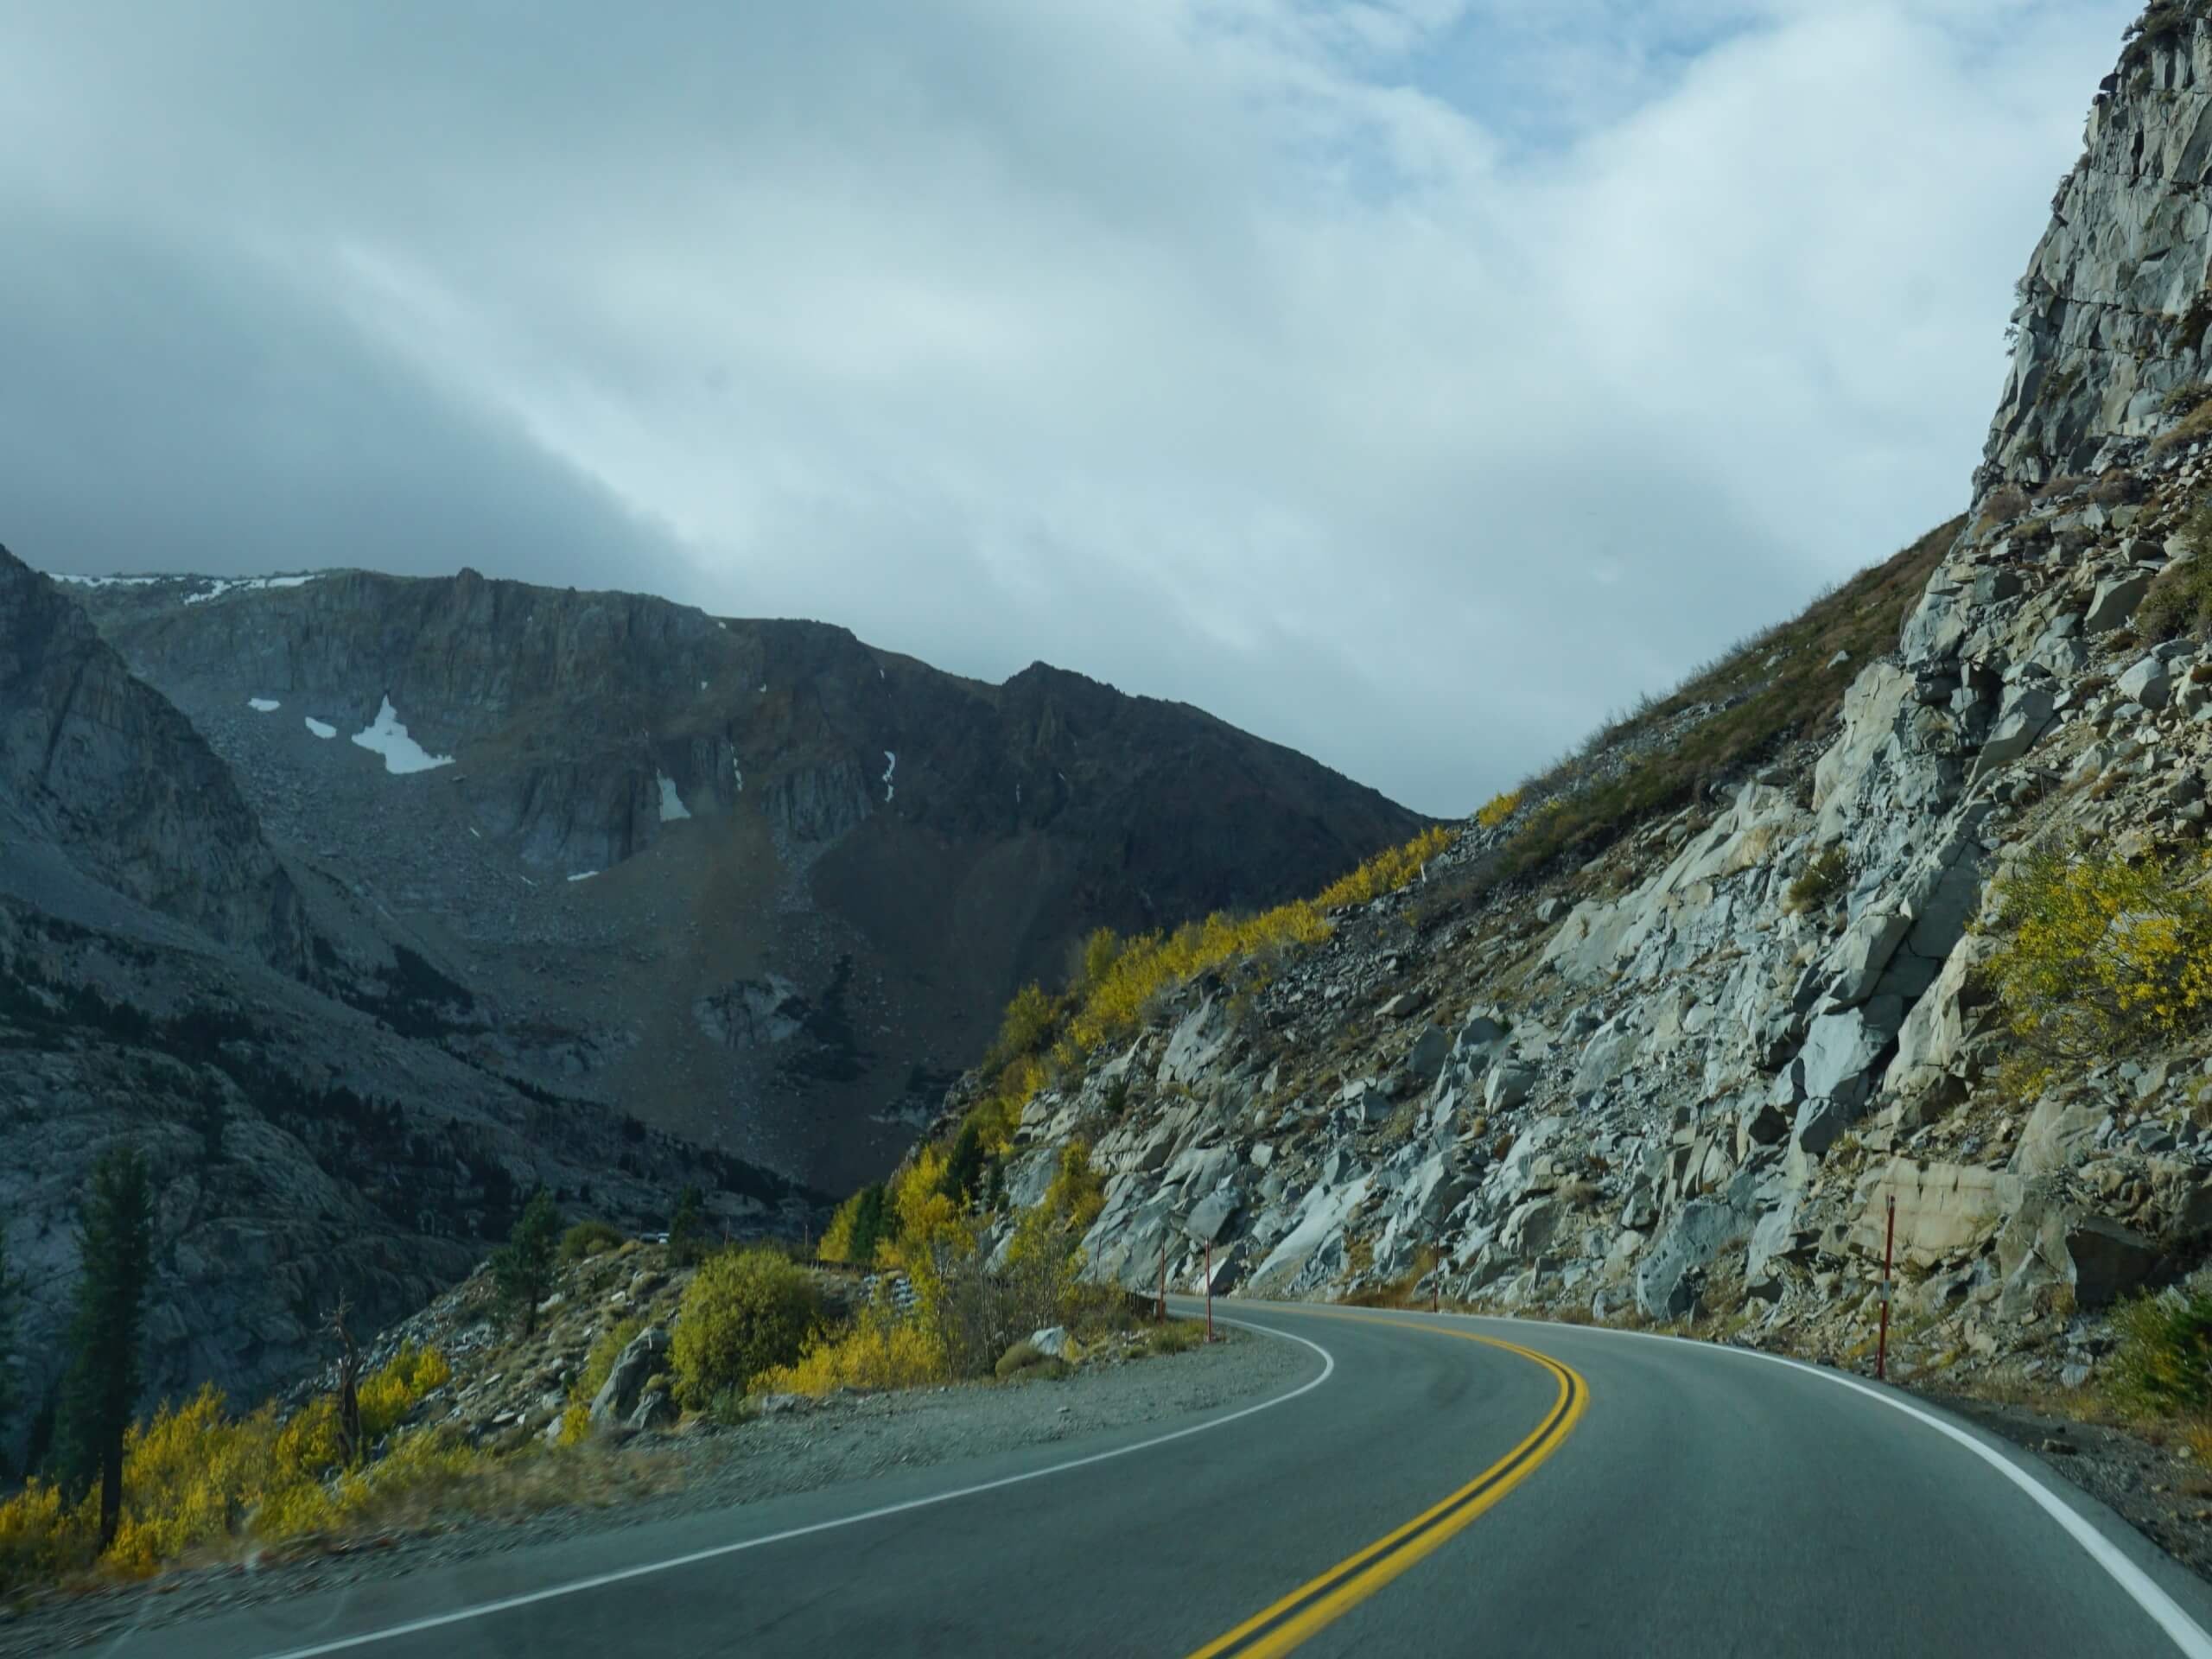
[
  {"left": 1205, "top": 1239, "right": 1214, "bottom": 1342},
  {"left": 1158, "top": 1237, "right": 1166, "bottom": 1324},
  {"left": 1876, "top": 1192, "right": 1897, "bottom": 1383}
]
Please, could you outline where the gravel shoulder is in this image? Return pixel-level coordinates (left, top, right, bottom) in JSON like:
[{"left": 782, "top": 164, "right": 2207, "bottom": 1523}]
[
  {"left": 1925, "top": 1390, "right": 2212, "bottom": 1585},
  {"left": 0, "top": 1325, "right": 1309, "bottom": 1658}
]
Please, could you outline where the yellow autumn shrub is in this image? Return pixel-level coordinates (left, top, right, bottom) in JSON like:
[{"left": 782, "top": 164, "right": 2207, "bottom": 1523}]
[
  {"left": 1984, "top": 842, "right": 2212, "bottom": 1067},
  {"left": 1063, "top": 900, "right": 1331, "bottom": 1052},
  {"left": 1314, "top": 824, "right": 1457, "bottom": 910},
  {"left": 358, "top": 1342, "right": 453, "bottom": 1439},
  {"left": 754, "top": 1299, "right": 946, "bottom": 1395},
  {"left": 103, "top": 1386, "right": 285, "bottom": 1576},
  {"left": 818, "top": 1188, "right": 866, "bottom": 1263},
  {"left": 0, "top": 1479, "right": 97, "bottom": 1594},
  {"left": 1475, "top": 789, "right": 1525, "bottom": 830},
  {"left": 669, "top": 1247, "right": 823, "bottom": 1407}
]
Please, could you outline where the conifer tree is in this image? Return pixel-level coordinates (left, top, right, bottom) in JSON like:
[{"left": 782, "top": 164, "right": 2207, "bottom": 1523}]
[
  {"left": 490, "top": 1191, "right": 562, "bottom": 1336},
  {"left": 54, "top": 1145, "right": 155, "bottom": 1549},
  {"left": 669, "top": 1184, "right": 709, "bottom": 1268}
]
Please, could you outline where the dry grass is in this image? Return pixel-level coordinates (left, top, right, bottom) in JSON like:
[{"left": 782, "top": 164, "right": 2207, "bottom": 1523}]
[
  {"left": 2154, "top": 396, "right": 2212, "bottom": 454},
  {"left": 336, "top": 1440, "right": 683, "bottom": 1537},
  {"left": 1491, "top": 518, "right": 1960, "bottom": 884}
]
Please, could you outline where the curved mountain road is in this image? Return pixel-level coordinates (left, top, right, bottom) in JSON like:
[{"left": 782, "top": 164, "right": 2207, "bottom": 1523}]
[{"left": 125, "top": 1302, "right": 2212, "bottom": 1658}]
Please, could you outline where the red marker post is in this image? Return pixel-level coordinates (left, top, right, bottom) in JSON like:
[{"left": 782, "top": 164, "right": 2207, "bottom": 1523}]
[
  {"left": 1205, "top": 1239, "right": 1214, "bottom": 1342},
  {"left": 1157, "top": 1237, "right": 1166, "bottom": 1325},
  {"left": 1876, "top": 1192, "right": 1897, "bottom": 1383}
]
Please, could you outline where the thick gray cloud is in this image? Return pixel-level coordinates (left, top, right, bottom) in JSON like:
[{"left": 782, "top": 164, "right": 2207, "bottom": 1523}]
[{"left": 0, "top": 0, "right": 2140, "bottom": 814}]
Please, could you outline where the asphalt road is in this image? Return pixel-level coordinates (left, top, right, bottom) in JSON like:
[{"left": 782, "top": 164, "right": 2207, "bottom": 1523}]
[{"left": 127, "top": 1301, "right": 2212, "bottom": 1658}]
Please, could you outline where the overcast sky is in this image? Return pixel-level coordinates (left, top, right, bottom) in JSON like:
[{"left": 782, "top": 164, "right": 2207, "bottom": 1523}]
[{"left": 0, "top": 0, "right": 2140, "bottom": 816}]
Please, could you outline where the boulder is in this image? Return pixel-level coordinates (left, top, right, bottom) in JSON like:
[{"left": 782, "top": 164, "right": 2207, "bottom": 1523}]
[
  {"left": 1736, "top": 1095, "right": 1793, "bottom": 1151},
  {"left": 2084, "top": 571, "right": 2152, "bottom": 634},
  {"left": 1028, "top": 1325, "right": 1085, "bottom": 1363},
  {"left": 1500, "top": 1196, "right": 1564, "bottom": 1256},
  {"left": 2012, "top": 1092, "right": 2107, "bottom": 1176},
  {"left": 588, "top": 1325, "right": 670, "bottom": 1427},
  {"left": 1185, "top": 1189, "right": 1240, "bottom": 1245},
  {"left": 1406, "top": 1023, "right": 1452, "bottom": 1083},
  {"left": 1884, "top": 933, "right": 1998, "bottom": 1097},
  {"left": 2116, "top": 654, "right": 2173, "bottom": 711},
  {"left": 1636, "top": 1197, "right": 1747, "bottom": 1319},
  {"left": 1572, "top": 1019, "right": 1642, "bottom": 1096},
  {"left": 1802, "top": 1000, "right": 1901, "bottom": 1099},
  {"left": 1746, "top": 1193, "right": 1808, "bottom": 1279},
  {"left": 625, "top": 1391, "right": 677, "bottom": 1433},
  {"left": 1852, "top": 1159, "right": 2012, "bottom": 1267},
  {"left": 1997, "top": 1189, "right": 2158, "bottom": 1313},
  {"left": 1822, "top": 912, "right": 1910, "bottom": 1009},
  {"left": 1484, "top": 1064, "right": 1537, "bottom": 1113},
  {"left": 1159, "top": 995, "right": 1235, "bottom": 1087},
  {"left": 1974, "top": 680, "right": 2059, "bottom": 776},
  {"left": 1340, "top": 1081, "right": 1393, "bottom": 1126}
]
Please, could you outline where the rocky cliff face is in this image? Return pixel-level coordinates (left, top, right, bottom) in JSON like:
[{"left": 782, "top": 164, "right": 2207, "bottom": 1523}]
[
  {"left": 1986, "top": 5, "right": 2212, "bottom": 488},
  {"left": 0, "top": 556, "right": 307, "bottom": 965},
  {"left": 57, "top": 569, "right": 1423, "bottom": 1189},
  {"left": 973, "top": 10, "right": 2212, "bottom": 1396}
]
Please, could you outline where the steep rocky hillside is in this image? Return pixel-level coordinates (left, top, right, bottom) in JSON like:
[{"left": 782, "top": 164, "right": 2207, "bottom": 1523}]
[
  {"left": 58, "top": 569, "right": 1423, "bottom": 1188},
  {"left": 970, "top": 7, "right": 2212, "bottom": 1405},
  {"left": 0, "top": 549, "right": 811, "bottom": 1470}
]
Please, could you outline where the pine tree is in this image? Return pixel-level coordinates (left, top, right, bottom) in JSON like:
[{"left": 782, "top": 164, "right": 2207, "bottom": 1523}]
[
  {"left": 53, "top": 1145, "right": 155, "bottom": 1549},
  {"left": 490, "top": 1191, "right": 561, "bottom": 1336},
  {"left": 669, "top": 1184, "right": 708, "bottom": 1268},
  {"left": 847, "top": 1183, "right": 890, "bottom": 1266},
  {"left": 938, "top": 1121, "right": 986, "bottom": 1206}
]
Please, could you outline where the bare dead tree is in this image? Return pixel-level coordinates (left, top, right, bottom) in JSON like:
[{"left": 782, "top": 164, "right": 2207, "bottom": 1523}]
[{"left": 327, "top": 1296, "right": 363, "bottom": 1468}]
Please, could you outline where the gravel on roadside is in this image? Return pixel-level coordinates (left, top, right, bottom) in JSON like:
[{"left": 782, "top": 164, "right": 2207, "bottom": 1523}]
[
  {"left": 1926, "top": 1390, "right": 2212, "bottom": 1586},
  {"left": 0, "top": 1325, "right": 1311, "bottom": 1658}
]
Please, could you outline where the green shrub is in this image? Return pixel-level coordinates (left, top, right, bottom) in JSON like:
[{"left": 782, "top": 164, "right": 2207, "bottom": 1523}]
[
  {"left": 670, "top": 1248, "right": 823, "bottom": 1406},
  {"left": 668, "top": 1185, "right": 711, "bottom": 1268},
  {"left": 558, "top": 1219, "right": 626, "bottom": 1264},
  {"left": 2107, "top": 1288, "right": 2212, "bottom": 1418}
]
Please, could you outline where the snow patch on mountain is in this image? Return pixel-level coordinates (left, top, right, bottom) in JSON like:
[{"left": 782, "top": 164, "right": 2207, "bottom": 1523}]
[{"left": 350, "top": 697, "right": 454, "bottom": 774}]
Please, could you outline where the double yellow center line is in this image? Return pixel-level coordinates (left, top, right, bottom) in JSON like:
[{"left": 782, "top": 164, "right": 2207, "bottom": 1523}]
[{"left": 1183, "top": 1312, "right": 1588, "bottom": 1659}]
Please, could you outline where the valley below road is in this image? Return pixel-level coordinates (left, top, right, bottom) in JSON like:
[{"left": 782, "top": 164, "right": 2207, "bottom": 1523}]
[{"left": 16, "top": 1303, "right": 2212, "bottom": 1659}]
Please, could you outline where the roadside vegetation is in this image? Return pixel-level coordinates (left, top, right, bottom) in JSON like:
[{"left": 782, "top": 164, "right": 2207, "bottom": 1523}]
[
  {"left": 0, "top": 1174, "right": 679, "bottom": 1600},
  {"left": 2136, "top": 494, "right": 2212, "bottom": 639},
  {"left": 1979, "top": 842, "right": 2212, "bottom": 1091},
  {"left": 800, "top": 821, "right": 1464, "bottom": 1390},
  {"left": 777, "top": 1141, "right": 1113, "bottom": 1395}
]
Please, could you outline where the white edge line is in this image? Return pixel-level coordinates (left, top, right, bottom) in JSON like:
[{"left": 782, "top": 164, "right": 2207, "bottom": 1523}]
[
  {"left": 1424, "top": 1306, "right": 2212, "bottom": 1659},
  {"left": 251, "top": 1320, "right": 1335, "bottom": 1659}
]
